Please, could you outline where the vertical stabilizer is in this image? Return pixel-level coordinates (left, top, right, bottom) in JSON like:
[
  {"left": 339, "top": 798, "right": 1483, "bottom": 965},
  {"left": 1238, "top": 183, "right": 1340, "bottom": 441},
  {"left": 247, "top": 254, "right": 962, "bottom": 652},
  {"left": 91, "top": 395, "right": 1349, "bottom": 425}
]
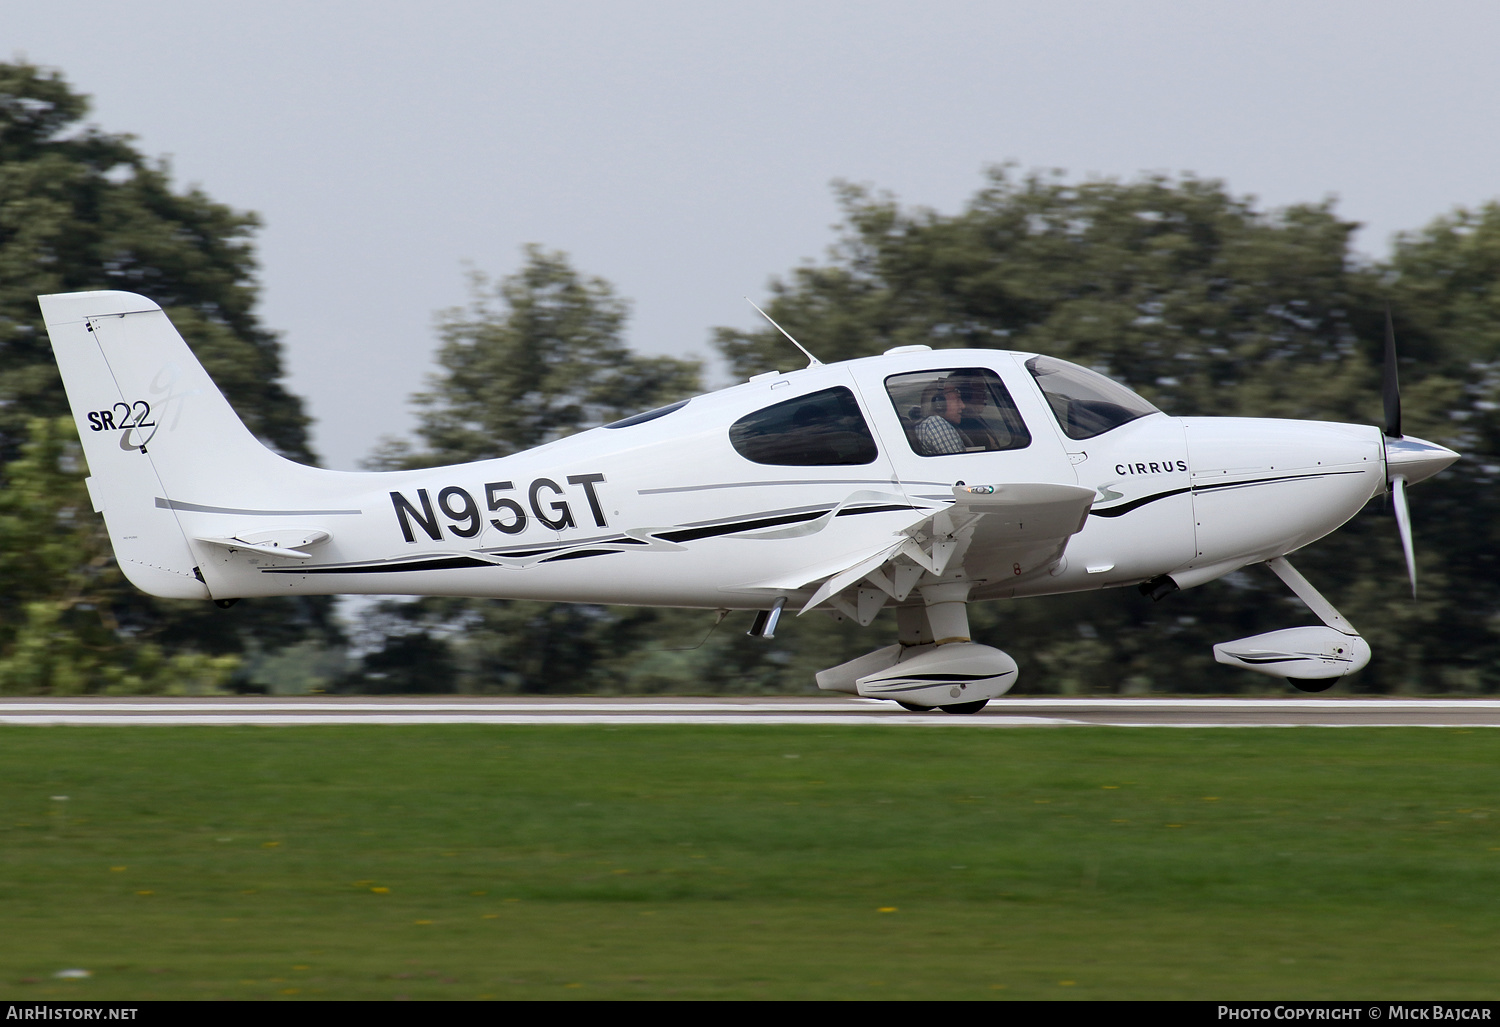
[{"left": 39, "top": 290, "right": 298, "bottom": 599}]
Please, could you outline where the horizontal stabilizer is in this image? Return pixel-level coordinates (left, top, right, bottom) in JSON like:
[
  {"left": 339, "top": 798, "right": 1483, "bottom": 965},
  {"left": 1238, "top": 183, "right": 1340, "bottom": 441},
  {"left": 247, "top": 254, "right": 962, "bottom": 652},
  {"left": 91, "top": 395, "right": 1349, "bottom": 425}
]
[{"left": 194, "top": 529, "right": 332, "bottom": 561}]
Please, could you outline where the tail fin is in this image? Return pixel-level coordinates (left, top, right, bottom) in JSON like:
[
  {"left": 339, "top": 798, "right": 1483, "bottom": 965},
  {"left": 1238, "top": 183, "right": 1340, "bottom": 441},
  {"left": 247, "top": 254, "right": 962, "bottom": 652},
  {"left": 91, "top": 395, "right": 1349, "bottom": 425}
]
[{"left": 40, "top": 290, "right": 305, "bottom": 599}]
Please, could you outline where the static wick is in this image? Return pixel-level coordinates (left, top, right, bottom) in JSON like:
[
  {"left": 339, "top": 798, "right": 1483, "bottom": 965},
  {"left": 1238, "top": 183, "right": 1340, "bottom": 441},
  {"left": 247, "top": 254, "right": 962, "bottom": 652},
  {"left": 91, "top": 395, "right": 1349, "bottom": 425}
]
[{"left": 745, "top": 297, "right": 822, "bottom": 368}]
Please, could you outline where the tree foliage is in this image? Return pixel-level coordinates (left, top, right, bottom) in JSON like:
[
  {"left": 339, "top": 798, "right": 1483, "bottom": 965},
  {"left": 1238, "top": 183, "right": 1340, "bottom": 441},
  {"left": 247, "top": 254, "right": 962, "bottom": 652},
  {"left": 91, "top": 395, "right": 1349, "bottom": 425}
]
[
  {"left": 352, "top": 171, "right": 1500, "bottom": 696},
  {"left": 0, "top": 62, "right": 337, "bottom": 692},
  {"left": 375, "top": 247, "right": 702, "bottom": 468},
  {"left": 348, "top": 248, "right": 705, "bottom": 692},
  {"left": 6, "top": 58, "right": 1497, "bottom": 696},
  {"left": 0, "top": 62, "right": 311, "bottom": 462},
  {"left": 0, "top": 417, "right": 237, "bottom": 693}
]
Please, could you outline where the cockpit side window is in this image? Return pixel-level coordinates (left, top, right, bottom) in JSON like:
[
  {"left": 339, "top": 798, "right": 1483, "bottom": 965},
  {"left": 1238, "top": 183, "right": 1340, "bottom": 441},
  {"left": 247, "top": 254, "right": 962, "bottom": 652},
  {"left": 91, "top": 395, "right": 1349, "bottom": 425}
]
[
  {"left": 884, "top": 368, "right": 1032, "bottom": 457},
  {"left": 1025, "top": 356, "right": 1160, "bottom": 441},
  {"left": 729, "top": 386, "right": 879, "bottom": 466}
]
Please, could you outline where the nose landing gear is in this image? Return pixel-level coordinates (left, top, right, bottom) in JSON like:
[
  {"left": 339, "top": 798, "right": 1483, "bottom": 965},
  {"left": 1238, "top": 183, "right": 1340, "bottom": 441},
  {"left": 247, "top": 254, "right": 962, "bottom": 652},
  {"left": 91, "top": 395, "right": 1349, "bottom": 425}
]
[{"left": 1213, "top": 557, "right": 1371, "bottom": 688}]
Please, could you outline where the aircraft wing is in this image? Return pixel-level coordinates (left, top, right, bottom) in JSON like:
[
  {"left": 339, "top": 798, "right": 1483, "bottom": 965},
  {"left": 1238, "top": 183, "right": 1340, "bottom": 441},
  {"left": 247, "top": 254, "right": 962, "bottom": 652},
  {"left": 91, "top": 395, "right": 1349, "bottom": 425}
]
[{"left": 788, "top": 483, "right": 1096, "bottom": 624}]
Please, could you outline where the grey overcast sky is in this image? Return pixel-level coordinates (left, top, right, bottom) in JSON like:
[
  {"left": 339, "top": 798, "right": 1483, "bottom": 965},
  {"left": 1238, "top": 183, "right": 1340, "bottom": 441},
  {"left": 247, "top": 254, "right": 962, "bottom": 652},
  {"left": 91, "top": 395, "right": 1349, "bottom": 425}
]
[{"left": 10, "top": 1, "right": 1500, "bottom": 468}]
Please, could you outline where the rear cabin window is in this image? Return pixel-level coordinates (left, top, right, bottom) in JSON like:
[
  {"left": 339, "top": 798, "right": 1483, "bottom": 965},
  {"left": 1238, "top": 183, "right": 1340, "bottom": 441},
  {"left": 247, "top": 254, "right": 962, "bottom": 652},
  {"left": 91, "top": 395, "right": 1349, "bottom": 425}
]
[
  {"left": 729, "top": 386, "right": 879, "bottom": 466},
  {"left": 884, "top": 368, "right": 1032, "bottom": 457},
  {"left": 1025, "top": 356, "right": 1160, "bottom": 440}
]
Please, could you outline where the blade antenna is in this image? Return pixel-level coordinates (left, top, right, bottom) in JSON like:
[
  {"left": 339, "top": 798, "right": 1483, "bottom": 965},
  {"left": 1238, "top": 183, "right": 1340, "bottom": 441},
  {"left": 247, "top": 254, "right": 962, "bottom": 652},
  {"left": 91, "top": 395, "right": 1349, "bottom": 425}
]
[{"left": 745, "top": 297, "right": 822, "bottom": 368}]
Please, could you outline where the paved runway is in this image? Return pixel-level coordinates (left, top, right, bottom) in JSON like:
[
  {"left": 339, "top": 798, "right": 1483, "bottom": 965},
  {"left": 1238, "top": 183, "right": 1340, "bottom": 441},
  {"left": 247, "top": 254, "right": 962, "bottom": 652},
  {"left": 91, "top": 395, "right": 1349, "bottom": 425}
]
[{"left": 3, "top": 696, "right": 1499, "bottom": 727}]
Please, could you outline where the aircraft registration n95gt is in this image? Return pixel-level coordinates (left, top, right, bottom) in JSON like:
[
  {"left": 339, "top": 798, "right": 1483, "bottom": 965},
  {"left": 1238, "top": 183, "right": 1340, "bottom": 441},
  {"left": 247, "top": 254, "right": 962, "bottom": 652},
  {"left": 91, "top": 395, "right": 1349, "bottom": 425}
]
[{"left": 40, "top": 290, "right": 1457, "bottom": 713}]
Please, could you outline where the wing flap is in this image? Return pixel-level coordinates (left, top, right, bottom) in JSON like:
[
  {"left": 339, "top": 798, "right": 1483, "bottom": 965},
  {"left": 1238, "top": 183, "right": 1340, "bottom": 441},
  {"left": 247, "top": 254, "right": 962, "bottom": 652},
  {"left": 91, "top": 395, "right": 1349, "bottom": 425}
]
[{"left": 785, "top": 483, "right": 1095, "bottom": 616}]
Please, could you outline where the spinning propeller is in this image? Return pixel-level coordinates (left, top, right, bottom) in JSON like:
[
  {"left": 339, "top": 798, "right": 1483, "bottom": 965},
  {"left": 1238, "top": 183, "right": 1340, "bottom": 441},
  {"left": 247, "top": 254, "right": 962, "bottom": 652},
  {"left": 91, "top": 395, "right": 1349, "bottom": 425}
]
[{"left": 1380, "top": 308, "right": 1459, "bottom": 597}]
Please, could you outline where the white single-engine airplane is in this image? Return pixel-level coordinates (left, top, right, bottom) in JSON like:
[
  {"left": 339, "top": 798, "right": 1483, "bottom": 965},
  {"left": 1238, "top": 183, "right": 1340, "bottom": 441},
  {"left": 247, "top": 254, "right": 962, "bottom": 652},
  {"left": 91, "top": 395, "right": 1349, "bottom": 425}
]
[{"left": 40, "top": 290, "right": 1458, "bottom": 712}]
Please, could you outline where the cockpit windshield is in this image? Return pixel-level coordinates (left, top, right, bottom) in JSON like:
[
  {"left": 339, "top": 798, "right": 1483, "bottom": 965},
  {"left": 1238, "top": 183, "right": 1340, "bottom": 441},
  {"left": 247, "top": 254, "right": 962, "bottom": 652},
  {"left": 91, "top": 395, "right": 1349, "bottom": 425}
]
[{"left": 1025, "top": 356, "right": 1160, "bottom": 440}]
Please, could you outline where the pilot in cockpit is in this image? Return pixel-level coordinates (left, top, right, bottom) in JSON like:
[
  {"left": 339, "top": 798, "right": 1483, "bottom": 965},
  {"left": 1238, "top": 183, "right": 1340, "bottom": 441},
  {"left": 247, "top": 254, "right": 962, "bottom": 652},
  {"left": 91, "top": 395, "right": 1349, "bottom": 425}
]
[{"left": 914, "top": 375, "right": 1003, "bottom": 455}]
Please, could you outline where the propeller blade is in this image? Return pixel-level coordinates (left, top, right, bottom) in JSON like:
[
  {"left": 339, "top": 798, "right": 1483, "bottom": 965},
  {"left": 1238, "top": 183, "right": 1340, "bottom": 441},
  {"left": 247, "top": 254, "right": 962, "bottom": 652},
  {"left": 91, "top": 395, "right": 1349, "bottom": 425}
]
[
  {"left": 1383, "top": 306, "right": 1402, "bottom": 439},
  {"left": 1391, "top": 475, "right": 1416, "bottom": 597}
]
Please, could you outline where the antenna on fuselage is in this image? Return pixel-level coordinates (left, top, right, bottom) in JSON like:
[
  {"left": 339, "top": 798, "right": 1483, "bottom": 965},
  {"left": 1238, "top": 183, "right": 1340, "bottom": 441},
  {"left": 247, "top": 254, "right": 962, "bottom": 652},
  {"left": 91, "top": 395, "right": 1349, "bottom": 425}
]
[{"left": 745, "top": 297, "right": 823, "bottom": 368}]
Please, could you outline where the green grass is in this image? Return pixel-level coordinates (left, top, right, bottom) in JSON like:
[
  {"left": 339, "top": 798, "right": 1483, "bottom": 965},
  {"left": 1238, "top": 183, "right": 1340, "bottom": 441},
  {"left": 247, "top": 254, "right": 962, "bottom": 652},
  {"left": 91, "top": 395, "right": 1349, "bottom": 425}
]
[{"left": 1, "top": 725, "right": 1498, "bottom": 1000}]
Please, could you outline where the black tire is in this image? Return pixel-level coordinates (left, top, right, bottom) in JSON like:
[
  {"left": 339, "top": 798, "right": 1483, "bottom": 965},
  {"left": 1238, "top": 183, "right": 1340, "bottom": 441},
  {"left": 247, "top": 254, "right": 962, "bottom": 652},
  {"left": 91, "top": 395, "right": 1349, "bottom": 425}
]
[
  {"left": 939, "top": 699, "right": 990, "bottom": 715},
  {"left": 1290, "top": 677, "right": 1338, "bottom": 694},
  {"left": 897, "top": 701, "right": 935, "bottom": 712}
]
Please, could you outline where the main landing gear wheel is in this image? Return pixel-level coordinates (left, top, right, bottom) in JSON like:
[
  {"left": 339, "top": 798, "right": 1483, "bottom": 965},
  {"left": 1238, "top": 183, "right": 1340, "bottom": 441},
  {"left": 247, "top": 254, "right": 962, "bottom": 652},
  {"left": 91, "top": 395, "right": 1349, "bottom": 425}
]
[
  {"left": 1289, "top": 677, "right": 1338, "bottom": 694},
  {"left": 897, "top": 701, "right": 937, "bottom": 712},
  {"left": 939, "top": 700, "right": 990, "bottom": 715}
]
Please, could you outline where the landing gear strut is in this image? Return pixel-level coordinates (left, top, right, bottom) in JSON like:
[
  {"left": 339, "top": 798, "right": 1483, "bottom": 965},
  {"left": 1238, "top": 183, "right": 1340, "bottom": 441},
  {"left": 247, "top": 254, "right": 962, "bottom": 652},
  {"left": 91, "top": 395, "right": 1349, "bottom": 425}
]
[{"left": 817, "top": 582, "right": 1015, "bottom": 712}]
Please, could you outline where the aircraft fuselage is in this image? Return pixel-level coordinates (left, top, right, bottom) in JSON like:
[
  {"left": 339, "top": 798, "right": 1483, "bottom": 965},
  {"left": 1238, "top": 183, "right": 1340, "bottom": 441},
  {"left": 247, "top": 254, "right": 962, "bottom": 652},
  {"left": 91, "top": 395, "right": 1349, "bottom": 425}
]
[{"left": 177, "top": 349, "right": 1385, "bottom": 608}]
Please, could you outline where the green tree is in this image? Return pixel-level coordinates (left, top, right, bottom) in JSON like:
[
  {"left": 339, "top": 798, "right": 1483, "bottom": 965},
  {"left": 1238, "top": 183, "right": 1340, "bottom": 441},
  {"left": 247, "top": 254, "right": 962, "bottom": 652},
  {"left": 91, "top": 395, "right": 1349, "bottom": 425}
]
[
  {"left": 374, "top": 247, "right": 702, "bottom": 468},
  {"left": 0, "top": 62, "right": 338, "bottom": 691},
  {"left": 0, "top": 62, "right": 310, "bottom": 462},
  {"left": 0, "top": 417, "right": 237, "bottom": 693},
  {"left": 714, "top": 168, "right": 1494, "bottom": 694},
  {"left": 349, "top": 248, "right": 706, "bottom": 693}
]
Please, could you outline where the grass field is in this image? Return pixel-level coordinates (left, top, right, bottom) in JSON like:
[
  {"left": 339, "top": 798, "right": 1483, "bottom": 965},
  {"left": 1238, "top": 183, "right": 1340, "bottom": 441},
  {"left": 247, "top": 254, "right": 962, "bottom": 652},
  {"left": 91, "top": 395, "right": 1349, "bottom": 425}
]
[{"left": 1, "top": 725, "right": 1497, "bottom": 1000}]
